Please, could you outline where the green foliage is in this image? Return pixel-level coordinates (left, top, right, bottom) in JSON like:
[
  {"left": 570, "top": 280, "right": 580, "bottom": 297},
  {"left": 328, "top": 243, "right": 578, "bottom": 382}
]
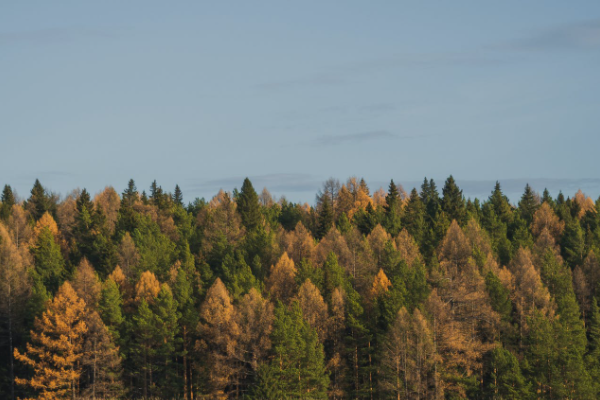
[
  {"left": 483, "top": 347, "right": 531, "bottom": 399},
  {"left": 237, "top": 178, "right": 262, "bottom": 231},
  {"left": 31, "top": 227, "right": 65, "bottom": 293},
  {"left": 268, "top": 301, "right": 329, "bottom": 399},
  {"left": 485, "top": 271, "right": 512, "bottom": 321},
  {"left": 441, "top": 175, "right": 466, "bottom": 225},
  {"left": 98, "top": 278, "right": 124, "bottom": 341},
  {"left": 402, "top": 188, "right": 426, "bottom": 245},
  {"left": 0, "top": 184, "right": 15, "bottom": 220}
]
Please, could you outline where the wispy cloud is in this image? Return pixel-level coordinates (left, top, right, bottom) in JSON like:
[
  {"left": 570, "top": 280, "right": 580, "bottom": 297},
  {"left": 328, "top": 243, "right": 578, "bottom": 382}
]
[
  {"left": 256, "top": 73, "right": 347, "bottom": 92},
  {"left": 0, "top": 27, "right": 122, "bottom": 46},
  {"left": 491, "top": 19, "right": 600, "bottom": 52},
  {"left": 189, "top": 173, "right": 322, "bottom": 194},
  {"left": 312, "top": 130, "right": 409, "bottom": 146}
]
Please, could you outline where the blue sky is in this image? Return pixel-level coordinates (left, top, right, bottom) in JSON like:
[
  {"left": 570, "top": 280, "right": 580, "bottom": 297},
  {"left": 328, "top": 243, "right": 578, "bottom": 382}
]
[{"left": 1, "top": 1, "right": 600, "bottom": 204}]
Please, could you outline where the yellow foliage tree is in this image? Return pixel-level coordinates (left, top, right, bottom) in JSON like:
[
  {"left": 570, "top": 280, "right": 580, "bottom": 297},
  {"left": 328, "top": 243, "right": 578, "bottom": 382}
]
[
  {"left": 135, "top": 271, "right": 161, "bottom": 304},
  {"left": 266, "top": 252, "right": 297, "bottom": 303},
  {"left": 370, "top": 268, "right": 392, "bottom": 300},
  {"left": 14, "top": 282, "right": 88, "bottom": 400}
]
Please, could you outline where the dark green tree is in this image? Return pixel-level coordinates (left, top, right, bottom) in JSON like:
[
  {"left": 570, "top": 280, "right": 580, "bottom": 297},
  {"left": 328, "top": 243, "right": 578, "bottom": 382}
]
[
  {"left": 26, "top": 179, "right": 52, "bottom": 221},
  {"left": 237, "top": 178, "right": 262, "bottom": 231},
  {"left": 483, "top": 347, "right": 531, "bottom": 399},
  {"left": 173, "top": 184, "right": 183, "bottom": 206},
  {"left": 98, "top": 278, "right": 124, "bottom": 342},
  {"left": 316, "top": 195, "right": 334, "bottom": 240},
  {"left": 31, "top": 226, "right": 65, "bottom": 294},
  {"left": 441, "top": 175, "right": 466, "bottom": 225},
  {"left": 401, "top": 188, "right": 426, "bottom": 246},
  {"left": 519, "top": 184, "right": 538, "bottom": 225},
  {"left": 383, "top": 180, "right": 402, "bottom": 236},
  {"left": 0, "top": 184, "right": 15, "bottom": 221}
]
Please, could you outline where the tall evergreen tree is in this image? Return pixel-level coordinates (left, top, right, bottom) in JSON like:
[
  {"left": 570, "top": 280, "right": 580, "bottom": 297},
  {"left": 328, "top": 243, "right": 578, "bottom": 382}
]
[
  {"left": 237, "top": 178, "right": 262, "bottom": 231},
  {"left": 383, "top": 180, "right": 402, "bottom": 236},
  {"left": 519, "top": 184, "right": 539, "bottom": 225},
  {"left": 402, "top": 188, "right": 426, "bottom": 246},
  {"left": 317, "top": 195, "right": 335, "bottom": 240},
  {"left": 441, "top": 175, "right": 466, "bottom": 225},
  {"left": 0, "top": 184, "right": 15, "bottom": 221},
  {"left": 26, "top": 179, "right": 52, "bottom": 221},
  {"left": 173, "top": 184, "right": 183, "bottom": 206}
]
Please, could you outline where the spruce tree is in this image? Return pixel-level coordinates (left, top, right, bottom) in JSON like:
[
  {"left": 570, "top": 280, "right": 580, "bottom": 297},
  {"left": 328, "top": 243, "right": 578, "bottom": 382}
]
[
  {"left": 519, "top": 183, "right": 539, "bottom": 225},
  {"left": 317, "top": 195, "right": 335, "bottom": 239},
  {"left": 98, "top": 278, "right": 124, "bottom": 342},
  {"left": 237, "top": 178, "right": 262, "bottom": 231},
  {"left": 402, "top": 188, "right": 426, "bottom": 246},
  {"left": 0, "top": 184, "right": 15, "bottom": 221},
  {"left": 31, "top": 226, "right": 65, "bottom": 294},
  {"left": 441, "top": 175, "right": 466, "bottom": 225},
  {"left": 27, "top": 179, "right": 51, "bottom": 221},
  {"left": 173, "top": 184, "right": 183, "bottom": 206},
  {"left": 383, "top": 180, "right": 402, "bottom": 236}
]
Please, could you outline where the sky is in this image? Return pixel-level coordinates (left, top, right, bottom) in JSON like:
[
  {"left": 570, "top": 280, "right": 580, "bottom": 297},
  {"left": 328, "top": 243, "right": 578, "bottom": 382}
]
[{"left": 1, "top": 1, "right": 600, "bottom": 205}]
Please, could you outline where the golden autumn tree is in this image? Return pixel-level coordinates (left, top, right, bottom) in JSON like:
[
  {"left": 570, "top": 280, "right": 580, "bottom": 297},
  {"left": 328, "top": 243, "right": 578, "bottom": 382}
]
[
  {"left": 298, "top": 279, "right": 329, "bottom": 343},
  {"left": 93, "top": 186, "right": 121, "bottom": 234},
  {"left": 531, "top": 202, "right": 564, "bottom": 240},
  {"left": 117, "top": 232, "right": 139, "bottom": 278},
  {"left": 135, "top": 270, "right": 161, "bottom": 304},
  {"left": 14, "top": 282, "right": 88, "bottom": 400},
  {"left": 71, "top": 258, "right": 102, "bottom": 310},
  {"left": 282, "top": 222, "right": 316, "bottom": 265},
  {"left": 266, "top": 252, "right": 297, "bottom": 303},
  {"left": 395, "top": 229, "right": 422, "bottom": 267},
  {"left": 197, "top": 278, "right": 240, "bottom": 399}
]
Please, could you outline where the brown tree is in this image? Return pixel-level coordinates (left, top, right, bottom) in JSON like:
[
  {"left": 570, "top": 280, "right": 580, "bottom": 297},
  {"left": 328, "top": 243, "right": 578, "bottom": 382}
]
[
  {"left": 94, "top": 187, "right": 121, "bottom": 234},
  {"left": 531, "top": 202, "right": 564, "bottom": 240},
  {"left": 117, "top": 232, "right": 139, "bottom": 278},
  {"left": 196, "top": 278, "right": 239, "bottom": 399},
  {"left": 395, "top": 229, "right": 422, "bottom": 267},
  {"left": 298, "top": 279, "right": 329, "bottom": 342},
  {"left": 266, "top": 252, "right": 297, "bottom": 303},
  {"left": 234, "top": 288, "right": 274, "bottom": 396},
  {"left": 72, "top": 258, "right": 102, "bottom": 310}
]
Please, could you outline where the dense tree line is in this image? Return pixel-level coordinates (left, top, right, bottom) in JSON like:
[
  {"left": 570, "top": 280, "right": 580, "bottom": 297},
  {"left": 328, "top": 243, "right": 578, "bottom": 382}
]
[{"left": 1, "top": 176, "right": 600, "bottom": 399}]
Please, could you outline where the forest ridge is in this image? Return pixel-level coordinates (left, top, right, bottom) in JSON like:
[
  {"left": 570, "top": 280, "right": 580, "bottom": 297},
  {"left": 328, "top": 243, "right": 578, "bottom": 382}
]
[{"left": 1, "top": 176, "right": 600, "bottom": 399}]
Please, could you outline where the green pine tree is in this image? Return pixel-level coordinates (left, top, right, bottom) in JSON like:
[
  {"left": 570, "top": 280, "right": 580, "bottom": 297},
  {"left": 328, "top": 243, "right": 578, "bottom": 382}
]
[
  {"left": 383, "top": 180, "right": 402, "bottom": 236},
  {"left": 519, "top": 184, "right": 538, "bottom": 225},
  {"left": 238, "top": 178, "right": 262, "bottom": 231},
  {"left": 0, "top": 184, "right": 15, "bottom": 221},
  {"left": 402, "top": 188, "right": 426, "bottom": 246},
  {"left": 31, "top": 226, "right": 65, "bottom": 294},
  {"left": 441, "top": 175, "right": 466, "bottom": 225}
]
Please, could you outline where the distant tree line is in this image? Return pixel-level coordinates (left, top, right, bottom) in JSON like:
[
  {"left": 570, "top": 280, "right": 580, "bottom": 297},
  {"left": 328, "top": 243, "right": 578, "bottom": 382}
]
[{"left": 1, "top": 175, "right": 600, "bottom": 399}]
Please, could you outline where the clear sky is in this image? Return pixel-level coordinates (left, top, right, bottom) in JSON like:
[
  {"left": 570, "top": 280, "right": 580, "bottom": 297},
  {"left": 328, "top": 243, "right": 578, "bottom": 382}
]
[{"left": 2, "top": 1, "right": 600, "bottom": 204}]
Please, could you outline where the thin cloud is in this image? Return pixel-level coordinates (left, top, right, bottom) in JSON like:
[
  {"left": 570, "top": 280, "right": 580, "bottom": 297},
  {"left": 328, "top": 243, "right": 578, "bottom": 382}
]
[
  {"left": 0, "top": 27, "right": 122, "bottom": 46},
  {"left": 256, "top": 73, "right": 347, "bottom": 92},
  {"left": 312, "top": 130, "right": 404, "bottom": 146},
  {"left": 189, "top": 173, "right": 322, "bottom": 194},
  {"left": 491, "top": 19, "right": 600, "bottom": 52}
]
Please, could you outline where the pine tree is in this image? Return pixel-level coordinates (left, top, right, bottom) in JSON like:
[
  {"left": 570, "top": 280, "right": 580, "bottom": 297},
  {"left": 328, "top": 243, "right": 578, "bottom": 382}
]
[
  {"left": 383, "top": 180, "right": 402, "bottom": 236},
  {"left": 26, "top": 179, "right": 52, "bottom": 221},
  {"left": 519, "top": 184, "right": 538, "bottom": 225},
  {"left": 269, "top": 301, "right": 329, "bottom": 399},
  {"left": 1, "top": 184, "right": 15, "bottom": 221},
  {"left": 402, "top": 188, "right": 426, "bottom": 246},
  {"left": 483, "top": 347, "right": 530, "bottom": 399},
  {"left": 238, "top": 178, "right": 262, "bottom": 231},
  {"left": 173, "top": 184, "right": 184, "bottom": 206},
  {"left": 317, "top": 195, "right": 335, "bottom": 240},
  {"left": 98, "top": 278, "right": 124, "bottom": 342},
  {"left": 31, "top": 225, "right": 65, "bottom": 294},
  {"left": 14, "top": 282, "right": 88, "bottom": 400},
  {"left": 441, "top": 176, "right": 466, "bottom": 225}
]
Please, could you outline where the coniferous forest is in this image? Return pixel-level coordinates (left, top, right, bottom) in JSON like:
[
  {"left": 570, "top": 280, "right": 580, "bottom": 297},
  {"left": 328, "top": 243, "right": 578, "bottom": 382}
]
[{"left": 3, "top": 176, "right": 600, "bottom": 400}]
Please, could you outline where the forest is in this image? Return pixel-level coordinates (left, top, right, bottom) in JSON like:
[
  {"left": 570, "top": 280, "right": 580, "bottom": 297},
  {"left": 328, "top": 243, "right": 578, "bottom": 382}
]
[{"left": 1, "top": 175, "right": 600, "bottom": 400}]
